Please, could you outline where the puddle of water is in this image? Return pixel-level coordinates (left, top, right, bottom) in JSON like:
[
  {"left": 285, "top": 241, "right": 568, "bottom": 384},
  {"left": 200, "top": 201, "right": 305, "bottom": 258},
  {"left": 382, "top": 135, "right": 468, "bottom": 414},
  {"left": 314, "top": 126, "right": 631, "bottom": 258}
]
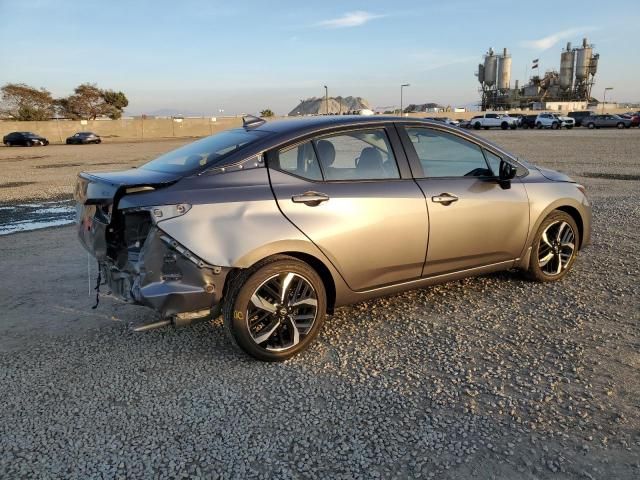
[{"left": 0, "top": 199, "right": 76, "bottom": 236}]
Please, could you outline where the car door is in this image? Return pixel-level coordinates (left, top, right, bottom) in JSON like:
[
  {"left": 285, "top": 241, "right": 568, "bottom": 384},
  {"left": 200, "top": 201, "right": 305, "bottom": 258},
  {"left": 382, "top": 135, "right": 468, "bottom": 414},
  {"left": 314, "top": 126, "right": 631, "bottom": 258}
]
[
  {"left": 485, "top": 113, "right": 499, "bottom": 127},
  {"left": 267, "top": 125, "right": 428, "bottom": 291},
  {"left": 399, "top": 125, "right": 530, "bottom": 276}
]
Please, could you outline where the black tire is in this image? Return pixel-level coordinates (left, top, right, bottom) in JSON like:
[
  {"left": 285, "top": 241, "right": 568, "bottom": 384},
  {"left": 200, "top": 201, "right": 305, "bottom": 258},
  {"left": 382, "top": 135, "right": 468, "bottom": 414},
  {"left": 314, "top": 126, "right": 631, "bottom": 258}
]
[
  {"left": 483, "top": 126, "right": 489, "bottom": 130},
  {"left": 510, "top": 124, "right": 517, "bottom": 130},
  {"left": 536, "top": 122, "right": 543, "bottom": 129},
  {"left": 616, "top": 122, "right": 625, "bottom": 129},
  {"left": 526, "top": 211, "right": 580, "bottom": 283},
  {"left": 587, "top": 123, "right": 595, "bottom": 129},
  {"left": 501, "top": 122, "right": 508, "bottom": 130},
  {"left": 5, "top": 142, "right": 11, "bottom": 147},
  {"left": 95, "top": 139, "right": 101, "bottom": 144},
  {"left": 223, "top": 255, "right": 327, "bottom": 361},
  {"left": 25, "top": 140, "right": 33, "bottom": 147},
  {"left": 551, "top": 122, "right": 559, "bottom": 130},
  {"left": 473, "top": 122, "right": 481, "bottom": 130},
  {"left": 566, "top": 125, "right": 573, "bottom": 130},
  {"left": 43, "top": 140, "right": 49, "bottom": 146}
]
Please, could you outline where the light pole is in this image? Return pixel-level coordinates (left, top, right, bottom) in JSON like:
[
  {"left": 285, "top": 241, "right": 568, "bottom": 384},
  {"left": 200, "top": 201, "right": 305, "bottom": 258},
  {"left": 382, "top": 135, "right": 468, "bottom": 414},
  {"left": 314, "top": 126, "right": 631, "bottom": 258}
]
[
  {"left": 324, "top": 85, "right": 328, "bottom": 115},
  {"left": 400, "top": 83, "right": 410, "bottom": 117},
  {"left": 602, "top": 87, "right": 613, "bottom": 113}
]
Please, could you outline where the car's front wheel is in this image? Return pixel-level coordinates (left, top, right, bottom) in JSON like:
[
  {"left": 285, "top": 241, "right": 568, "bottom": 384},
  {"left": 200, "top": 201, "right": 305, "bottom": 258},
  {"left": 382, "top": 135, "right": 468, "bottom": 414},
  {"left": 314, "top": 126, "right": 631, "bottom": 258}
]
[
  {"left": 526, "top": 211, "right": 580, "bottom": 282},
  {"left": 587, "top": 122, "right": 595, "bottom": 129},
  {"left": 223, "top": 255, "right": 326, "bottom": 361},
  {"left": 616, "top": 122, "right": 625, "bottom": 129}
]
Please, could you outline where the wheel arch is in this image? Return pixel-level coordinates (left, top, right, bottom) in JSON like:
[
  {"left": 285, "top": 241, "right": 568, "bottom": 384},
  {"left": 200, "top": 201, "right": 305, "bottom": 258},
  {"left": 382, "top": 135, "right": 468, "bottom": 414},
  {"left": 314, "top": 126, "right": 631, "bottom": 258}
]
[
  {"left": 556, "top": 205, "right": 584, "bottom": 249},
  {"left": 281, "top": 251, "right": 337, "bottom": 314}
]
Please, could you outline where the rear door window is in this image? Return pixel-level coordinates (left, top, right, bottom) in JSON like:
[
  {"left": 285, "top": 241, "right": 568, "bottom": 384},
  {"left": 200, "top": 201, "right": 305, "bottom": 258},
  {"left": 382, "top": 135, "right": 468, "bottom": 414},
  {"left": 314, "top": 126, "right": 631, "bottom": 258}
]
[
  {"left": 312, "top": 129, "right": 400, "bottom": 181},
  {"left": 273, "top": 141, "right": 323, "bottom": 181}
]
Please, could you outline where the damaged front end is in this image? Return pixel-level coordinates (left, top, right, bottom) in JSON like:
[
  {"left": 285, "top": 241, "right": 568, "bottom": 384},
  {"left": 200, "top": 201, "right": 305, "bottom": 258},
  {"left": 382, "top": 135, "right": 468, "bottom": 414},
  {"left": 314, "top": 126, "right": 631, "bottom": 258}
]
[{"left": 75, "top": 172, "right": 229, "bottom": 326}]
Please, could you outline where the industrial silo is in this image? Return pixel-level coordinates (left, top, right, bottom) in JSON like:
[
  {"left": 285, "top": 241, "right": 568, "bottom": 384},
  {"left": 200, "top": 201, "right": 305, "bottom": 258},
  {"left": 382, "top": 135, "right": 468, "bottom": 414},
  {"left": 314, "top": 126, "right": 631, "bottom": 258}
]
[
  {"left": 483, "top": 48, "right": 497, "bottom": 87},
  {"left": 589, "top": 53, "right": 599, "bottom": 76},
  {"left": 477, "top": 63, "right": 485, "bottom": 84},
  {"left": 560, "top": 42, "right": 575, "bottom": 91},
  {"left": 497, "top": 48, "right": 511, "bottom": 91},
  {"left": 575, "top": 38, "right": 593, "bottom": 81}
]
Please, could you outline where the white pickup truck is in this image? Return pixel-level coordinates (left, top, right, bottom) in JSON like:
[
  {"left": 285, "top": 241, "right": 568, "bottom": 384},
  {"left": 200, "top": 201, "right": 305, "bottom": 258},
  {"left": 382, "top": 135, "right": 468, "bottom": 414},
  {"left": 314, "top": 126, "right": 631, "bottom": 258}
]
[
  {"left": 469, "top": 113, "right": 519, "bottom": 130},
  {"left": 535, "top": 113, "right": 575, "bottom": 129}
]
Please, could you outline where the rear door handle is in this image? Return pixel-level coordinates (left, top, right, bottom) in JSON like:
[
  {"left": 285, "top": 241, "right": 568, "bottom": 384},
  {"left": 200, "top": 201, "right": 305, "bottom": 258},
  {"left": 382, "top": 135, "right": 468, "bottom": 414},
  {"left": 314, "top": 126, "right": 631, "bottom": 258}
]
[
  {"left": 291, "top": 191, "right": 330, "bottom": 206},
  {"left": 431, "top": 193, "right": 459, "bottom": 205}
]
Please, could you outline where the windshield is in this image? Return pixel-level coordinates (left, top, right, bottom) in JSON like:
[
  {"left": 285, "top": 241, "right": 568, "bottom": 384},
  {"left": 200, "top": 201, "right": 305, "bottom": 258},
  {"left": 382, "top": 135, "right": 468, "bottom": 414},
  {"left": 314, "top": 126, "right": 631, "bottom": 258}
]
[{"left": 141, "top": 128, "right": 269, "bottom": 173}]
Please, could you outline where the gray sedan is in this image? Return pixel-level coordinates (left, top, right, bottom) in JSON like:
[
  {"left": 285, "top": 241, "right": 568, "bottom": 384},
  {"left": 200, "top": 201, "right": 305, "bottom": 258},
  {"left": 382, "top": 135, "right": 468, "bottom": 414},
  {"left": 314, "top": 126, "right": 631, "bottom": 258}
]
[
  {"left": 76, "top": 116, "right": 591, "bottom": 361},
  {"left": 583, "top": 114, "right": 633, "bottom": 129}
]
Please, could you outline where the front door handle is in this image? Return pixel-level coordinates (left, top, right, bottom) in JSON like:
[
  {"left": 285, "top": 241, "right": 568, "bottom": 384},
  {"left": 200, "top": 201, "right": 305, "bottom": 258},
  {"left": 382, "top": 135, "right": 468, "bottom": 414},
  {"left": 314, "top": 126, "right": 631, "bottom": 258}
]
[
  {"left": 291, "top": 191, "right": 330, "bottom": 206},
  {"left": 431, "top": 193, "right": 459, "bottom": 205}
]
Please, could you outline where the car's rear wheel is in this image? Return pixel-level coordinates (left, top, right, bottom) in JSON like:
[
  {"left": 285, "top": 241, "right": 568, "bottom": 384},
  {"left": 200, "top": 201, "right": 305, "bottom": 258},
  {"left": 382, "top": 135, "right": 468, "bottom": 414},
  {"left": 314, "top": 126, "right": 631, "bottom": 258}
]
[
  {"left": 25, "top": 140, "right": 33, "bottom": 147},
  {"left": 526, "top": 211, "right": 580, "bottom": 282},
  {"left": 501, "top": 122, "right": 508, "bottom": 130},
  {"left": 587, "top": 122, "right": 595, "bottom": 129},
  {"left": 223, "top": 255, "right": 326, "bottom": 361},
  {"left": 5, "top": 141, "right": 11, "bottom": 147},
  {"left": 473, "top": 122, "right": 481, "bottom": 130},
  {"left": 551, "top": 122, "right": 559, "bottom": 130}
]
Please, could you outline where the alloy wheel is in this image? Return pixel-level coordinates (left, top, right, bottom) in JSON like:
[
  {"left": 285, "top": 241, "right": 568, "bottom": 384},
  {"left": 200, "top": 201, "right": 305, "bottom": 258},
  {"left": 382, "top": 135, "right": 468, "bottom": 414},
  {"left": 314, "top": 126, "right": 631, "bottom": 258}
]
[
  {"left": 538, "top": 220, "right": 576, "bottom": 276},
  {"left": 246, "top": 272, "right": 318, "bottom": 352}
]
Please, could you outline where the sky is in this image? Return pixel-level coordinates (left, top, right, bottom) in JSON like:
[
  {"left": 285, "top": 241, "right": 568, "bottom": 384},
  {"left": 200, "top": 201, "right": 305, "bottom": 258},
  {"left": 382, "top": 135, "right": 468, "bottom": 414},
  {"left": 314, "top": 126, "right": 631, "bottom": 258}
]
[{"left": 1, "top": 0, "right": 638, "bottom": 115}]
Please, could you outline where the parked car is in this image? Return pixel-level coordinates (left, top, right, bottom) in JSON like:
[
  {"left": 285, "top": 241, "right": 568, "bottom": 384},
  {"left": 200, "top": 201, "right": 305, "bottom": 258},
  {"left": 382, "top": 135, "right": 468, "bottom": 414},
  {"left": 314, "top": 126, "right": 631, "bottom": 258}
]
[
  {"left": 567, "top": 111, "right": 593, "bottom": 127},
  {"left": 3, "top": 131, "right": 49, "bottom": 147},
  {"left": 76, "top": 115, "right": 591, "bottom": 361},
  {"left": 535, "top": 113, "right": 575, "bottom": 129},
  {"left": 469, "top": 113, "right": 519, "bottom": 130},
  {"left": 66, "top": 132, "right": 102, "bottom": 145},
  {"left": 424, "top": 117, "right": 460, "bottom": 127},
  {"left": 518, "top": 115, "right": 539, "bottom": 129},
  {"left": 619, "top": 112, "right": 640, "bottom": 127},
  {"left": 583, "top": 114, "right": 634, "bottom": 129}
]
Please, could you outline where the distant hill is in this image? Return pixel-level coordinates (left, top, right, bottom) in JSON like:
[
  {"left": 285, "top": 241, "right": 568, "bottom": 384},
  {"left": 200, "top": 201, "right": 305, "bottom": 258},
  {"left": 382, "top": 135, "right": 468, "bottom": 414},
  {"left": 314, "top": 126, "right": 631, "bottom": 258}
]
[{"left": 289, "top": 96, "right": 372, "bottom": 116}]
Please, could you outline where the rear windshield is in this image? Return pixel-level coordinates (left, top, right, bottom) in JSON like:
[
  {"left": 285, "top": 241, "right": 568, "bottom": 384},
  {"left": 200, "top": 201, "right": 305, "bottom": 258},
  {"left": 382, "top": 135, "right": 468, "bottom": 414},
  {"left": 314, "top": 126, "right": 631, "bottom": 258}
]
[{"left": 141, "top": 128, "right": 268, "bottom": 173}]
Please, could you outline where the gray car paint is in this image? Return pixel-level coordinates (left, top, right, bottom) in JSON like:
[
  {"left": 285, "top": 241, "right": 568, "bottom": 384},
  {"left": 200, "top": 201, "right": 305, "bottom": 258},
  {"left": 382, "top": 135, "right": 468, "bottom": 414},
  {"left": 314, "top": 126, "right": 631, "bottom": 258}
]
[{"left": 76, "top": 116, "right": 592, "bottom": 319}]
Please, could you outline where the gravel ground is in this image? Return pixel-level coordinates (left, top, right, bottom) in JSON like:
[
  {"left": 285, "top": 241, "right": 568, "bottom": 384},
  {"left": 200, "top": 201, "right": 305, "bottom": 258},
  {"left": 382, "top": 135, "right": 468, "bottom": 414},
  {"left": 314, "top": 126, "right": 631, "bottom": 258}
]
[{"left": 0, "top": 130, "right": 639, "bottom": 478}]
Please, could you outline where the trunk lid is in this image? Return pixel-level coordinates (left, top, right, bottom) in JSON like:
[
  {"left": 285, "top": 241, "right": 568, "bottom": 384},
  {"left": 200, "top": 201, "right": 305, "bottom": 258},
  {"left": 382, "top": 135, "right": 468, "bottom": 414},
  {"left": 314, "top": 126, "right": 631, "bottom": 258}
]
[{"left": 75, "top": 168, "right": 181, "bottom": 259}]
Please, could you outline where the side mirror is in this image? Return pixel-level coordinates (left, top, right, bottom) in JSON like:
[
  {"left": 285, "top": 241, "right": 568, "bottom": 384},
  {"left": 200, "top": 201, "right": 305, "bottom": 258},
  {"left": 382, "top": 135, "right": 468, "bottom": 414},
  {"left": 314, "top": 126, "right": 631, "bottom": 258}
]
[
  {"left": 498, "top": 160, "right": 516, "bottom": 188},
  {"left": 499, "top": 160, "right": 517, "bottom": 180}
]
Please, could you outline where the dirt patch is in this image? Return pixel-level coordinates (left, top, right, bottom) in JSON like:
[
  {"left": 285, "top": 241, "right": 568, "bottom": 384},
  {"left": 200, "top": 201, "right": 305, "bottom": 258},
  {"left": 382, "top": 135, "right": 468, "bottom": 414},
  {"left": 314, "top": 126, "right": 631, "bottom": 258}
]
[
  {"left": 581, "top": 172, "right": 640, "bottom": 181},
  {"left": 0, "top": 181, "right": 36, "bottom": 188},
  {"left": 35, "top": 163, "right": 83, "bottom": 169},
  {"left": 0, "top": 155, "right": 48, "bottom": 162}
]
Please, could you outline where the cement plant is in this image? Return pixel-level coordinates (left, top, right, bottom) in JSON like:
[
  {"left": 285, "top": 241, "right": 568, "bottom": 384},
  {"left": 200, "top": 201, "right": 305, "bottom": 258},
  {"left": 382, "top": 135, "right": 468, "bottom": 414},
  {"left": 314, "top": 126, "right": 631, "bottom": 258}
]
[{"left": 477, "top": 37, "right": 600, "bottom": 111}]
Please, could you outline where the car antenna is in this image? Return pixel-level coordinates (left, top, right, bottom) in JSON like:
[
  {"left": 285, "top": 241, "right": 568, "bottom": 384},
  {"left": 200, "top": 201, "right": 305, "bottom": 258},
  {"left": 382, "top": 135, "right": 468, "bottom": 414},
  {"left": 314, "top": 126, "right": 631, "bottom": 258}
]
[{"left": 242, "top": 115, "right": 266, "bottom": 129}]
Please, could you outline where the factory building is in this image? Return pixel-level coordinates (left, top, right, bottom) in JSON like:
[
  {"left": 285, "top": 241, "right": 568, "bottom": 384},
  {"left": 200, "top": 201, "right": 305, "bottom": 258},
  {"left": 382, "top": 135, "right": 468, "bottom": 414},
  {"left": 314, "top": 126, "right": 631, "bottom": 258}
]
[{"left": 476, "top": 38, "right": 599, "bottom": 111}]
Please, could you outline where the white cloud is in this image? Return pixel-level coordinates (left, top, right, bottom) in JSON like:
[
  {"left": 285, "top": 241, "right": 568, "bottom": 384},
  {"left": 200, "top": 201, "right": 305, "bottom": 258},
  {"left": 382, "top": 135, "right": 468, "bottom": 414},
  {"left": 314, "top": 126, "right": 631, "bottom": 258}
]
[
  {"left": 520, "top": 27, "right": 598, "bottom": 51},
  {"left": 317, "top": 11, "right": 384, "bottom": 29}
]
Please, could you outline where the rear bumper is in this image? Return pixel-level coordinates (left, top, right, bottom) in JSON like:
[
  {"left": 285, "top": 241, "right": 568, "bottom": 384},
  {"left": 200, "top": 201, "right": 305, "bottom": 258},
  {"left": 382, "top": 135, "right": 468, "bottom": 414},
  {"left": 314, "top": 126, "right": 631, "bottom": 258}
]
[{"left": 99, "top": 226, "right": 230, "bottom": 318}]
